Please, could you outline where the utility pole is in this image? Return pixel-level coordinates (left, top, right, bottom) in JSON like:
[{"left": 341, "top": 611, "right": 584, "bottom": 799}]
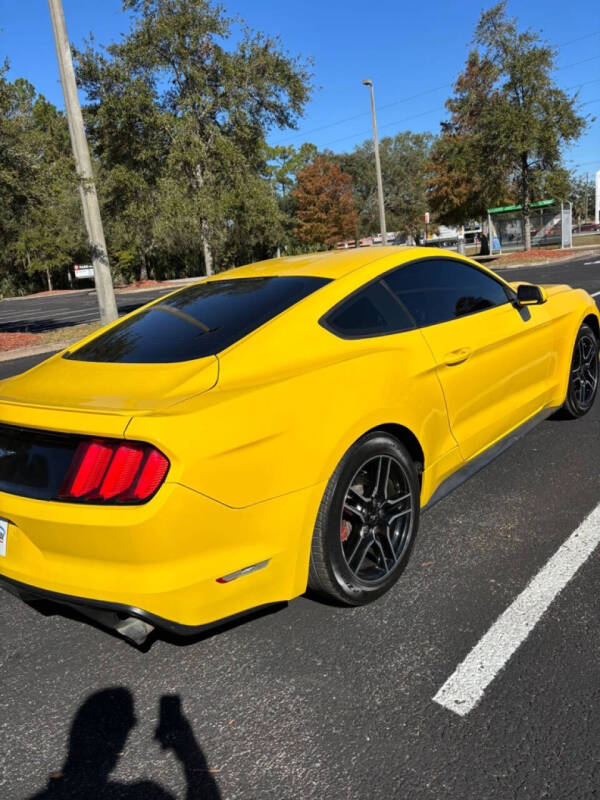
[
  {"left": 584, "top": 172, "right": 588, "bottom": 221},
  {"left": 362, "top": 79, "right": 387, "bottom": 246},
  {"left": 48, "top": 0, "right": 118, "bottom": 324}
]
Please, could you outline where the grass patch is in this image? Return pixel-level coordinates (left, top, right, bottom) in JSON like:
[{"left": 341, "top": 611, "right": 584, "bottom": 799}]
[
  {"left": 0, "top": 322, "right": 103, "bottom": 354},
  {"left": 36, "top": 321, "right": 103, "bottom": 346}
]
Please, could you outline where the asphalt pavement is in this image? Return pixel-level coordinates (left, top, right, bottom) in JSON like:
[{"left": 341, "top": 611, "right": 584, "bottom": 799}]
[
  {"left": 0, "top": 287, "right": 174, "bottom": 334},
  {"left": 0, "top": 255, "right": 599, "bottom": 799}
]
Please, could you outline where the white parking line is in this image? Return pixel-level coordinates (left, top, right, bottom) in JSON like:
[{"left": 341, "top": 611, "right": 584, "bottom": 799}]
[
  {"left": 590, "top": 290, "right": 600, "bottom": 297},
  {"left": 433, "top": 502, "right": 600, "bottom": 716}
]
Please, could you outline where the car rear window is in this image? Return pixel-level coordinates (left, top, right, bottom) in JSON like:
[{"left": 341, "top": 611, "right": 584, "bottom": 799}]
[{"left": 65, "top": 276, "right": 330, "bottom": 363}]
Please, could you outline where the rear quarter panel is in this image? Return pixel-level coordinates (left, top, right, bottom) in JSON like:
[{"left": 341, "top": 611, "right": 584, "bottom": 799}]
[{"left": 125, "top": 298, "right": 460, "bottom": 509}]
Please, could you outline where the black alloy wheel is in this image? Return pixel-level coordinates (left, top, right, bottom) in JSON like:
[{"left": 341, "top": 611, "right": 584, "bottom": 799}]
[
  {"left": 308, "top": 432, "right": 420, "bottom": 605},
  {"left": 562, "top": 323, "right": 599, "bottom": 418}
]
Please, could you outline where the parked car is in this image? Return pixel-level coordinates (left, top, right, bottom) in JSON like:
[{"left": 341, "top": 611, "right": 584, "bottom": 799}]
[
  {"left": 0, "top": 247, "right": 598, "bottom": 644},
  {"left": 572, "top": 222, "right": 600, "bottom": 233}
]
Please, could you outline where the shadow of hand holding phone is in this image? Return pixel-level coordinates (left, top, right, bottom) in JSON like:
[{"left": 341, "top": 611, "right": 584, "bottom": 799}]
[{"left": 29, "top": 687, "right": 221, "bottom": 800}]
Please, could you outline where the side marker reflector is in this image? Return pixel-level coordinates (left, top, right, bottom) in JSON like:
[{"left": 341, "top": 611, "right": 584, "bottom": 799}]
[{"left": 216, "top": 559, "right": 270, "bottom": 584}]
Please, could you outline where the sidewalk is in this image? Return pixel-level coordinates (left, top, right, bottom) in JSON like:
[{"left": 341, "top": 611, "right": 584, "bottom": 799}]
[{"left": 477, "top": 246, "right": 600, "bottom": 269}]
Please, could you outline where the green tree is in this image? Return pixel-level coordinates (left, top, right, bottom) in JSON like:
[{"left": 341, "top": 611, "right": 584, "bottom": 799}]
[
  {"left": 75, "top": 45, "right": 171, "bottom": 281},
  {"left": 430, "top": 2, "right": 588, "bottom": 249},
  {"left": 293, "top": 155, "right": 358, "bottom": 248},
  {"left": 569, "top": 173, "right": 596, "bottom": 223},
  {"left": 267, "top": 142, "right": 318, "bottom": 254},
  {"left": 0, "top": 65, "right": 85, "bottom": 295},
  {"left": 338, "top": 132, "right": 433, "bottom": 242},
  {"left": 77, "top": 0, "right": 312, "bottom": 275},
  {"left": 429, "top": 51, "right": 505, "bottom": 225}
]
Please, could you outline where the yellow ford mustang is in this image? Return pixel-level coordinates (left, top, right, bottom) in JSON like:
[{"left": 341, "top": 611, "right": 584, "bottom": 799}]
[{"left": 0, "top": 247, "right": 598, "bottom": 644}]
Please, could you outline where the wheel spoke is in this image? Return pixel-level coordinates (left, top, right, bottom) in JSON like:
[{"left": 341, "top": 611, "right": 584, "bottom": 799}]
[
  {"left": 381, "top": 529, "right": 399, "bottom": 566},
  {"left": 582, "top": 338, "right": 594, "bottom": 364},
  {"left": 348, "top": 535, "right": 373, "bottom": 573},
  {"left": 386, "top": 507, "right": 412, "bottom": 526},
  {"left": 373, "top": 535, "right": 393, "bottom": 572},
  {"left": 372, "top": 456, "right": 391, "bottom": 499},
  {"left": 383, "top": 491, "right": 411, "bottom": 510},
  {"left": 347, "top": 486, "right": 367, "bottom": 505},
  {"left": 343, "top": 495, "right": 366, "bottom": 522}
]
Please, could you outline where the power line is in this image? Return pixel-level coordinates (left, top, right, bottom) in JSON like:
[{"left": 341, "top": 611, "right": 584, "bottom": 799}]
[
  {"left": 555, "top": 30, "right": 600, "bottom": 47},
  {"left": 272, "top": 40, "right": 600, "bottom": 150},
  {"left": 558, "top": 54, "right": 600, "bottom": 71},
  {"left": 276, "top": 84, "right": 450, "bottom": 145},
  {"left": 319, "top": 96, "right": 600, "bottom": 150},
  {"left": 567, "top": 159, "right": 600, "bottom": 168},
  {"left": 321, "top": 106, "right": 445, "bottom": 148}
]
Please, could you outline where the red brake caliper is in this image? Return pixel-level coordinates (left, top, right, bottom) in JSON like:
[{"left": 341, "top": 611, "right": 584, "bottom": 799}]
[{"left": 340, "top": 519, "right": 352, "bottom": 543}]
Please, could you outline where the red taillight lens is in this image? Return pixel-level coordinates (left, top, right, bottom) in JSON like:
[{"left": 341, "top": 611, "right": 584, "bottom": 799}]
[
  {"left": 98, "top": 444, "right": 145, "bottom": 500},
  {"left": 60, "top": 440, "right": 114, "bottom": 499},
  {"left": 59, "top": 439, "right": 169, "bottom": 503},
  {"left": 121, "top": 449, "right": 169, "bottom": 502}
]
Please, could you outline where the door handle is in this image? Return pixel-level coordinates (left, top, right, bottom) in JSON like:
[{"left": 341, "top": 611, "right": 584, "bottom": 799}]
[{"left": 443, "top": 347, "right": 472, "bottom": 366}]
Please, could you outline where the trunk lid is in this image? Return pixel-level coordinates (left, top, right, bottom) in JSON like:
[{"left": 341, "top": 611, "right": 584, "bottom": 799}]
[{"left": 0, "top": 351, "right": 219, "bottom": 437}]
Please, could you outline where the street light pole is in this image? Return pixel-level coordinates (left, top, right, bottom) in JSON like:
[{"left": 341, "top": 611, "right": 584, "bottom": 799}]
[
  {"left": 362, "top": 79, "right": 387, "bottom": 246},
  {"left": 48, "top": 0, "right": 118, "bottom": 324}
]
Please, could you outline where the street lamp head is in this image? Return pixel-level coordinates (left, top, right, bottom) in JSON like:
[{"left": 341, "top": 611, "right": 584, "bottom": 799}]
[{"left": 362, "top": 78, "right": 373, "bottom": 87}]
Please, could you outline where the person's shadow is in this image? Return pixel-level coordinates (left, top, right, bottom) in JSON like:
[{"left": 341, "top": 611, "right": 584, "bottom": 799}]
[{"left": 29, "top": 687, "right": 221, "bottom": 800}]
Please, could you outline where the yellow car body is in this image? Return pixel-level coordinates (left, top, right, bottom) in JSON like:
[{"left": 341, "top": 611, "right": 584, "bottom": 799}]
[{"left": 0, "top": 247, "right": 598, "bottom": 640}]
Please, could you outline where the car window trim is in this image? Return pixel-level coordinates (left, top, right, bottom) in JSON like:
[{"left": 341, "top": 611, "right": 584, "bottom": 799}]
[
  {"left": 320, "top": 254, "right": 514, "bottom": 340},
  {"left": 319, "top": 278, "right": 417, "bottom": 340},
  {"left": 379, "top": 255, "right": 515, "bottom": 329}
]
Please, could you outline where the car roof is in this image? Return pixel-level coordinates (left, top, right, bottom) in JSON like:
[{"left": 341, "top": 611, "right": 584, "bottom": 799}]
[{"left": 209, "top": 246, "right": 423, "bottom": 281}]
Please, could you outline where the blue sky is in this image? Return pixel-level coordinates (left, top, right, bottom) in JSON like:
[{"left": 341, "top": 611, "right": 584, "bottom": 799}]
[{"left": 1, "top": 0, "right": 598, "bottom": 176}]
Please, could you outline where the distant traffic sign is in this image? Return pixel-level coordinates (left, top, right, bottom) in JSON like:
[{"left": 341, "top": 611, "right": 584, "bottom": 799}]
[{"left": 74, "top": 264, "right": 94, "bottom": 280}]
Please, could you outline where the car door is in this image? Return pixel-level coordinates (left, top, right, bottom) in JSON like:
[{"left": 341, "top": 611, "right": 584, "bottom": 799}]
[{"left": 383, "top": 256, "right": 556, "bottom": 461}]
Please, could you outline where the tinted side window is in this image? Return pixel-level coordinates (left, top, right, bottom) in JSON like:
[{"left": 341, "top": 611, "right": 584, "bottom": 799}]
[
  {"left": 324, "top": 280, "right": 414, "bottom": 338},
  {"left": 66, "top": 276, "right": 330, "bottom": 363},
  {"left": 384, "top": 258, "right": 509, "bottom": 327}
]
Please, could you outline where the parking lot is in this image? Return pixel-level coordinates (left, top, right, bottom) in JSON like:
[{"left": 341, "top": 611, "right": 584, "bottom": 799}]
[
  {"left": 1, "top": 255, "right": 599, "bottom": 799},
  {"left": 0, "top": 287, "right": 174, "bottom": 335}
]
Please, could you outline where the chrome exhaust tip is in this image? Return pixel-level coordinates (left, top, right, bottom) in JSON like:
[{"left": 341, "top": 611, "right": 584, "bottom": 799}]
[{"left": 114, "top": 616, "right": 155, "bottom": 646}]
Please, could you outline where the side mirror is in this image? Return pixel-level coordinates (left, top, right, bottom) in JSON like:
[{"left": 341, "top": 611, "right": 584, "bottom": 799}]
[{"left": 516, "top": 284, "right": 546, "bottom": 306}]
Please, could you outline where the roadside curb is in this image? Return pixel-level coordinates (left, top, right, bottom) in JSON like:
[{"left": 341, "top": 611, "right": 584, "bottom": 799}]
[{"left": 0, "top": 289, "right": 91, "bottom": 304}]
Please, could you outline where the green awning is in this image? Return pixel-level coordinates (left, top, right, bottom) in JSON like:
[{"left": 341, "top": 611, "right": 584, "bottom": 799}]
[{"left": 487, "top": 200, "right": 555, "bottom": 214}]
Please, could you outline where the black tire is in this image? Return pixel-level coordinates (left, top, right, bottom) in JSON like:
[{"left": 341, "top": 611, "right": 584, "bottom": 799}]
[
  {"left": 308, "top": 431, "right": 420, "bottom": 605},
  {"left": 561, "top": 323, "right": 599, "bottom": 419}
]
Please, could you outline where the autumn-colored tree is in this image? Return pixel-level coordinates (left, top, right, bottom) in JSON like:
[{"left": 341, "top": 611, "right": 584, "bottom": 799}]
[{"left": 293, "top": 156, "right": 358, "bottom": 248}]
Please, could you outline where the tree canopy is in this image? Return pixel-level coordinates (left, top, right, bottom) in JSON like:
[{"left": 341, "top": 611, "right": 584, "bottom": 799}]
[
  {"left": 0, "top": 0, "right": 593, "bottom": 297},
  {"left": 429, "top": 2, "right": 588, "bottom": 248},
  {"left": 293, "top": 156, "right": 358, "bottom": 248},
  {"left": 0, "top": 65, "right": 86, "bottom": 295}
]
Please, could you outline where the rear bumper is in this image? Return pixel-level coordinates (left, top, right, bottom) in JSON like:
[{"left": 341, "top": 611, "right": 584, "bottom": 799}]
[
  {"left": 0, "top": 480, "right": 323, "bottom": 631},
  {"left": 0, "top": 571, "right": 276, "bottom": 641}
]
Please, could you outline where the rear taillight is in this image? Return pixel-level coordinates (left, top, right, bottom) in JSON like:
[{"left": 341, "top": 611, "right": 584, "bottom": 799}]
[{"left": 59, "top": 439, "right": 169, "bottom": 503}]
